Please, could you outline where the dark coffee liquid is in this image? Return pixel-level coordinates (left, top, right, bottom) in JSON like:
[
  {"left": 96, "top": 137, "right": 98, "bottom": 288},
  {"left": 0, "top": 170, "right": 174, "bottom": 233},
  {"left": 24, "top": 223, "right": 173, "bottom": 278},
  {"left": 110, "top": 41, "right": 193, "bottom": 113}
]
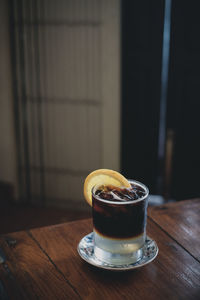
[{"left": 92, "top": 183, "right": 147, "bottom": 239}]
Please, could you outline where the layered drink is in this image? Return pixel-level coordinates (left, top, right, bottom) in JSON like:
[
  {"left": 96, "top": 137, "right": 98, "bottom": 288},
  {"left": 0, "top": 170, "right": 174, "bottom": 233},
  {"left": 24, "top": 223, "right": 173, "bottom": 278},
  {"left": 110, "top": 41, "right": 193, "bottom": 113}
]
[{"left": 92, "top": 180, "right": 149, "bottom": 264}]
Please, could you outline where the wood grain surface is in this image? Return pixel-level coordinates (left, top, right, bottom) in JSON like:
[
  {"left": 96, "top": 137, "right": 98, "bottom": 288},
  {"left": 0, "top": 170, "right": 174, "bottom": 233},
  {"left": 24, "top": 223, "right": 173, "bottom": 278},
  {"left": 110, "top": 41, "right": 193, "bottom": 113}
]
[
  {"left": 30, "top": 218, "right": 200, "bottom": 300},
  {"left": 0, "top": 200, "right": 200, "bottom": 299},
  {"left": 0, "top": 231, "right": 80, "bottom": 300},
  {"left": 148, "top": 199, "right": 200, "bottom": 262}
]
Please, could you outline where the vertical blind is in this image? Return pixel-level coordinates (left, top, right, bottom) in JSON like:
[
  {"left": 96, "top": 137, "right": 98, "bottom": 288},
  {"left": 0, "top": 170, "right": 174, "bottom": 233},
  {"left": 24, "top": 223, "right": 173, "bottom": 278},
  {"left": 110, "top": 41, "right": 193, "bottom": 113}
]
[{"left": 11, "top": 0, "right": 120, "bottom": 208}]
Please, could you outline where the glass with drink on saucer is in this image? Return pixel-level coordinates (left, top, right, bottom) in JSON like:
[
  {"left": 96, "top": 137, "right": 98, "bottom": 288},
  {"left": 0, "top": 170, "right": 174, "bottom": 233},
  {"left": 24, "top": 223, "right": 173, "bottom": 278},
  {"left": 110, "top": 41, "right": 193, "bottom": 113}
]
[{"left": 78, "top": 169, "right": 158, "bottom": 270}]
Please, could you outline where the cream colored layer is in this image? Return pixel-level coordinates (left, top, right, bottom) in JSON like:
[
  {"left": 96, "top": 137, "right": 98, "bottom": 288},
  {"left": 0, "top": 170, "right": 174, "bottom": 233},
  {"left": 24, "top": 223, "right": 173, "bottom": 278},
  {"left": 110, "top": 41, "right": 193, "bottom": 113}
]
[
  {"left": 94, "top": 229, "right": 145, "bottom": 254},
  {"left": 94, "top": 228, "right": 144, "bottom": 241}
]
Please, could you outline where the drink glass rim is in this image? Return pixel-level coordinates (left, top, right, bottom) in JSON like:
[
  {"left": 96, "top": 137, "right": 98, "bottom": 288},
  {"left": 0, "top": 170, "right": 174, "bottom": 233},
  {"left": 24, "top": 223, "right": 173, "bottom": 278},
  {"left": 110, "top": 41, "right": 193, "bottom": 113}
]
[{"left": 92, "top": 179, "right": 149, "bottom": 205}]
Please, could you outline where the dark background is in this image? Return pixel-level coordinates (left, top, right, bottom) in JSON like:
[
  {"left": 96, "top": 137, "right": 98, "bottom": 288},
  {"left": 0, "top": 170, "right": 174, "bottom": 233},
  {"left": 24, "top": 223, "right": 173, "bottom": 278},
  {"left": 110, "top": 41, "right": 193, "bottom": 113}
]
[
  {"left": 1, "top": 0, "right": 200, "bottom": 235},
  {"left": 121, "top": 0, "right": 200, "bottom": 201}
]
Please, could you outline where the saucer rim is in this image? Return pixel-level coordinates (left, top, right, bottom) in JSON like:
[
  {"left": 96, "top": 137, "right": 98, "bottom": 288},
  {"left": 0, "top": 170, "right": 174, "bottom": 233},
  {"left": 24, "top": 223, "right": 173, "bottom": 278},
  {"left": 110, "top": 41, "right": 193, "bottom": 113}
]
[{"left": 77, "top": 232, "right": 159, "bottom": 271}]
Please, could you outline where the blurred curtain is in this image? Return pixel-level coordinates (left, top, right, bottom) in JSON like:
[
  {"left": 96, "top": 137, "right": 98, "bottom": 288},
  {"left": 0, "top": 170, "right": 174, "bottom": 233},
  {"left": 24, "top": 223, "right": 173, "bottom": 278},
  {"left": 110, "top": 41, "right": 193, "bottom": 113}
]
[{"left": 10, "top": 0, "right": 120, "bottom": 208}]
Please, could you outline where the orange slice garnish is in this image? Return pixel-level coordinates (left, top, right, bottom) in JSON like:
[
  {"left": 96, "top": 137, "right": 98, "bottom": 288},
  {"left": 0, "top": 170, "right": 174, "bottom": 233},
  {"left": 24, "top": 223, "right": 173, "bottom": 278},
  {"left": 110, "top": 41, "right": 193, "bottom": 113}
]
[{"left": 83, "top": 169, "right": 131, "bottom": 206}]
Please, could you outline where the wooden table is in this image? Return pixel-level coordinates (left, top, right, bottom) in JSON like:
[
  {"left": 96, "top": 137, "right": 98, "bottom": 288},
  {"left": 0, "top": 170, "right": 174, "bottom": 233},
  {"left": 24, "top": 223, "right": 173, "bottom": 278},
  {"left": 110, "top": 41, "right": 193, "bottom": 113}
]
[{"left": 0, "top": 199, "right": 200, "bottom": 300}]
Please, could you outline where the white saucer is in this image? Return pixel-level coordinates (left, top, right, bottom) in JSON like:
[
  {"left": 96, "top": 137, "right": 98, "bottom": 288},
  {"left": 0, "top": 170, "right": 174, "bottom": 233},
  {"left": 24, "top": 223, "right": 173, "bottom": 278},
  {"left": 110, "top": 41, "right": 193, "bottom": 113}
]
[{"left": 77, "top": 232, "right": 158, "bottom": 271}]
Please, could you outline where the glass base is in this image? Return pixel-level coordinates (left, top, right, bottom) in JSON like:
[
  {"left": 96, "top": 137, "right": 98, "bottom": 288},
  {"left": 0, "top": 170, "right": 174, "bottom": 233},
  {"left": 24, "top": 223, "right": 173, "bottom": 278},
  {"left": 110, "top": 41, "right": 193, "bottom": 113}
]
[
  {"left": 93, "top": 230, "right": 145, "bottom": 264},
  {"left": 94, "top": 245, "right": 143, "bottom": 265}
]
